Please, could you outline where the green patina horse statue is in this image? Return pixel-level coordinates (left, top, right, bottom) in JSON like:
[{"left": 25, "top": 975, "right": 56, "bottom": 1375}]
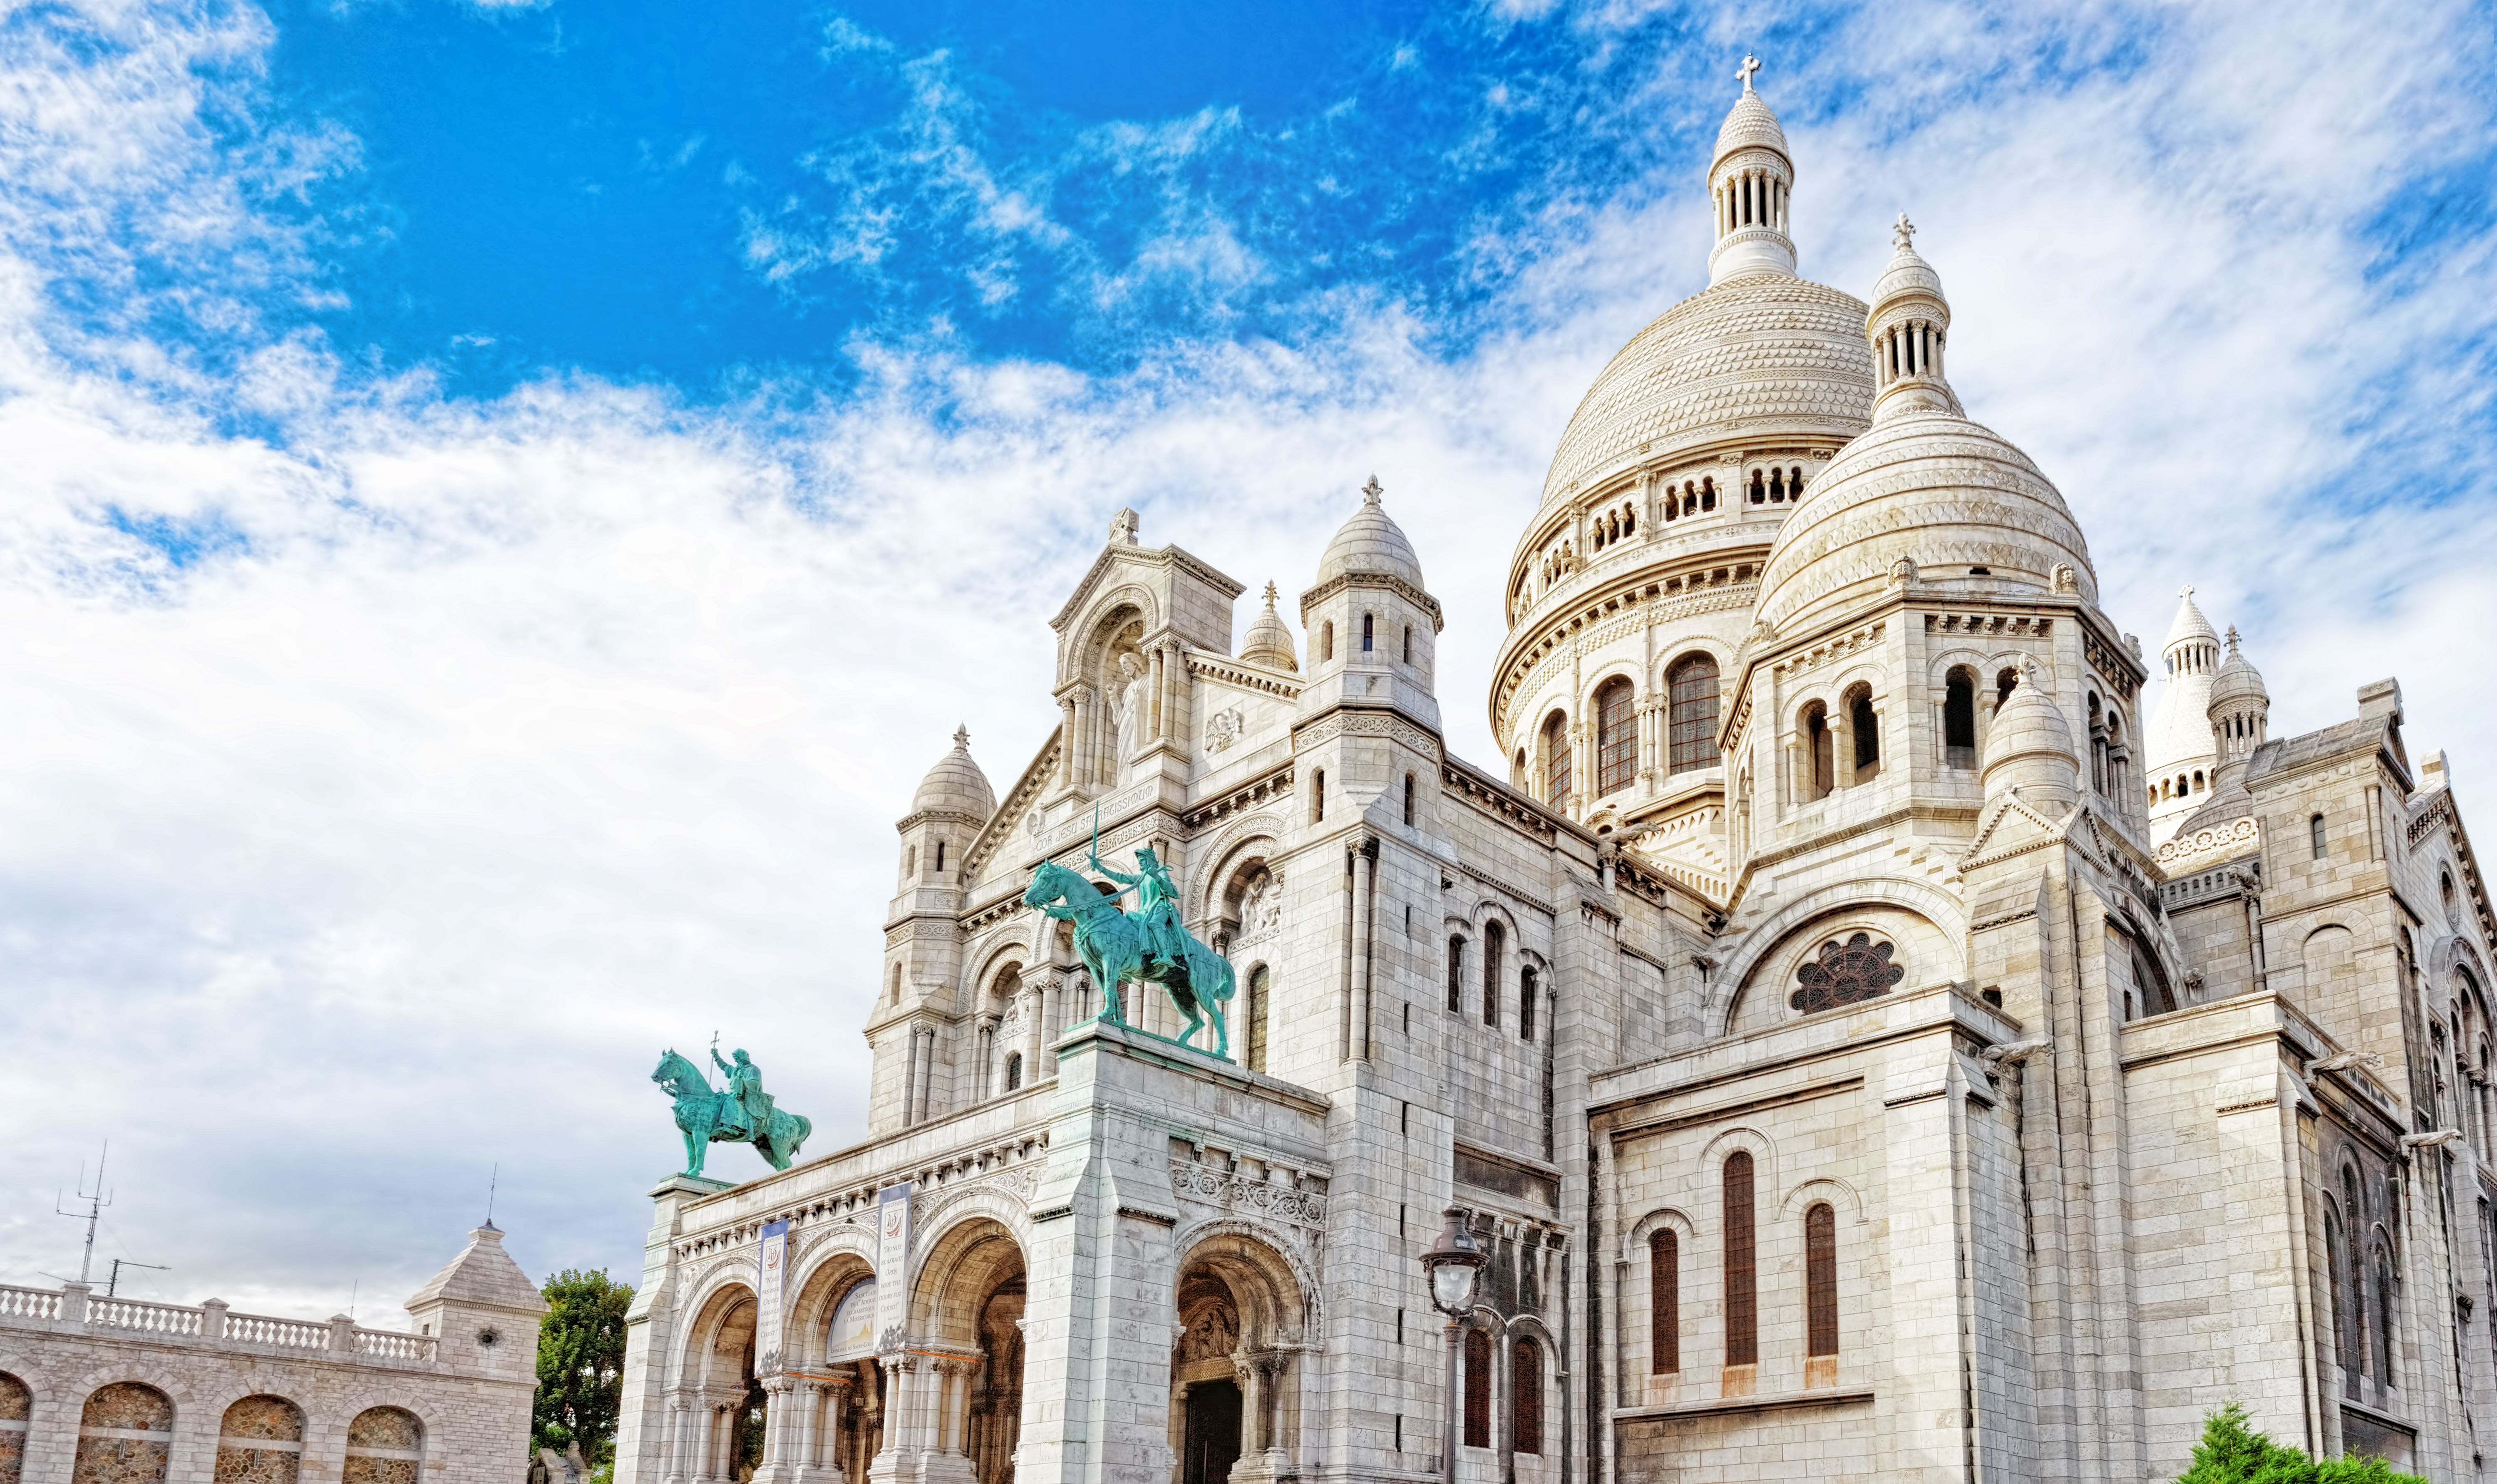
[
  {"left": 651, "top": 1048, "right": 812, "bottom": 1179},
  {"left": 1023, "top": 856, "right": 1236, "bottom": 1057}
]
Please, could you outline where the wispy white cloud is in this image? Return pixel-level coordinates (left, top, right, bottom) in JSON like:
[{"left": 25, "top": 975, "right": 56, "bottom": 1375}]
[{"left": 0, "top": 0, "right": 2491, "bottom": 1325}]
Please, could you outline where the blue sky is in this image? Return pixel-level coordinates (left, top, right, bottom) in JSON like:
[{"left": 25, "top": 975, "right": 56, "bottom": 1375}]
[{"left": 0, "top": 0, "right": 2492, "bottom": 1318}]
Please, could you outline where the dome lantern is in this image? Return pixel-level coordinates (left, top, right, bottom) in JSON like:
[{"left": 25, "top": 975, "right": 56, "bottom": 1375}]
[
  {"left": 1867, "top": 215, "right": 1962, "bottom": 423},
  {"left": 1981, "top": 658, "right": 2079, "bottom": 811},
  {"left": 1240, "top": 581, "right": 1300, "bottom": 673},
  {"left": 1708, "top": 56, "right": 1800, "bottom": 286}
]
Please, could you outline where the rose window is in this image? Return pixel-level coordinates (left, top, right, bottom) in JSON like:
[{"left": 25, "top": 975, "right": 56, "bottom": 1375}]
[{"left": 1789, "top": 933, "right": 1904, "bottom": 1014}]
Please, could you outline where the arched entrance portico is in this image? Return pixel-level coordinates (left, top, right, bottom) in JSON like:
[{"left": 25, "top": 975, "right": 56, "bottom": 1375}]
[
  {"left": 1167, "top": 1231, "right": 1308, "bottom": 1484},
  {"left": 668, "top": 1284, "right": 765, "bottom": 1484},
  {"left": 871, "top": 1217, "right": 1025, "bottom": 1484}
]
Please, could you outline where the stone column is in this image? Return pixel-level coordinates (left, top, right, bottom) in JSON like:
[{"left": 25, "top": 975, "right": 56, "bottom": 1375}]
[
  {"left": 1025, "top": 982, "right": 1049, "bottom": 1084},
  {"left": 662, "top": 1397, "right": 692, "bottom": 1484},
  {"left": 867, "top": 1358, "right": 911, "bottom": 1484},
  {"left": 751, "top": 1376, "right": 796, "bottom": 1484},
  {"left": 1148, "top": 647, "right": 1166, "bottom": 742},
  {"left": 1056, "top": 695, "right": 1078, "bottom": 789}
]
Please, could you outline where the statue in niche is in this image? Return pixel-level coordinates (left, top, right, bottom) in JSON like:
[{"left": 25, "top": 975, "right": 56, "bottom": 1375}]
[
  {"left": 1239, "top": 868, "right": 1283, "bottom": 942},
  {"left": 1111, "top": 651, "right": 1147, "bottom": 783}
]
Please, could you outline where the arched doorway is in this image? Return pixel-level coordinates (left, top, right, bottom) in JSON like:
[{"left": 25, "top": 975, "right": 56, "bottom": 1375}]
[
  {"left": 1167, "top": 1232, "right": 1308, "bottom": 1484},
  {"left": 674, "top": 1285, "right": 762, "bottom": 1484},
  {"left": 904, "top": 1217, "right": 1027, "bottom": 1484}
]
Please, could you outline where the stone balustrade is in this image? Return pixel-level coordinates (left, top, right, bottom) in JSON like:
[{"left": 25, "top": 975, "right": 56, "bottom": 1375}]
[{"left": 0, "top": 1283, "right": 438, "bottom": 1364}]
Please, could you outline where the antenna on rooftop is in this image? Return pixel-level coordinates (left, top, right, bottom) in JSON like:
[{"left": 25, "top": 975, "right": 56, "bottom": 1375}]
[
  {"left": 105, "top": 1257, "right": 168, "bottom": 1299},
  {"left": 55, "top": 1141, "right": 112, "bottom": 1285},
  {"left": 484, "top": 1162, "right": 500, "bottom": 1231}
]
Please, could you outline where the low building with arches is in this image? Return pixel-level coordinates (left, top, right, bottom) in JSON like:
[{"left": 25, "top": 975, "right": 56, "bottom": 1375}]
[
  {"left": 0, "top": 1226, "right": 546, "bottom": 1484},
  {"left": 611, "top": 67, "right": 2497, "bottom": 1484}
]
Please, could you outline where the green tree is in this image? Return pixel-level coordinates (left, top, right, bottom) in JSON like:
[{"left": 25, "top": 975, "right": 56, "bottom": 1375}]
[
  {"left": 2175, "top": 1404, "right": 2427, "bottom": 1484},
  {"left": 533, "top": 1269, "right": 636, "bottom": 1469}
]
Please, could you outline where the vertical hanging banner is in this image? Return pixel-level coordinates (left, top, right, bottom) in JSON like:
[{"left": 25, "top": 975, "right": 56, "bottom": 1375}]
[
  {"left": 874, "top": 1183, "right": 913, "bottom": 1349},
  {"left": 756, "top": 1218, "right": 789, "bottom": 1374}
]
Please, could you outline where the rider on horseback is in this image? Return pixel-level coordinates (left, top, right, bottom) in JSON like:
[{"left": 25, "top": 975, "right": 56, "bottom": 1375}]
[
  {"left": 1090, "top": 843, "right": 1192, "bottom": 985},
  {"left": 711, "top": 1046, "right": 776, "bottom": 1140}
]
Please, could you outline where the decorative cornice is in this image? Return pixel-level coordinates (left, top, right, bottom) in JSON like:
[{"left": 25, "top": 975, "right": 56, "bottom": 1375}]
[
  {"left": 1293, "top": 707, "right": 1442, "bottom": 760},
  {"left": 1048, "top": 543, "right": 1245, "bottom": 632},
  {"left": 1181, "top": 763, "right": 1296, "bottom": 831},
  {"left": 1456, "top": 861, "right": 1558, "bottom": 918},
  {"left": 1186, "top": 652, "right": 1303, "bottom": 700},
  {"left": 961, "top": 730, "right": 1062, "bottom": 881},
  {"left": 1297, "top": 571, "right": 1445, "bottom": 631}
]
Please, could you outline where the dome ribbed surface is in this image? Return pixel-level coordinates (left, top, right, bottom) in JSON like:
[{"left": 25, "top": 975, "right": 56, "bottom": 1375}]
[
  {"left": 1317, "top": 487, "right": 1425, "bottom": 587},
  {"left": 1538, "top": 276, "right": 1874, "bottom": 508},
  {"left": 1713, "top": 90, "right": 1791, "bottom": 165},
  {"left": 2211, "top": 641, "right": 2267, "bottom": 708},
  {"left": 1756, "top": 411, "right": 2094, "bottom": 633},
  {"left": 911, "top": 728, "right": 995, "bottom": 819},
  {"left": 1871, "top": 245, "right": 1945, "bottom": 308}
]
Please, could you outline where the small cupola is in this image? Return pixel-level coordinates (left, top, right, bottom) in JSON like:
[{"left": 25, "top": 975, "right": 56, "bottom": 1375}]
[
  {"left": 2207, "top": 627, "right": 2270, "bottom": 777},
  {"left": 1980, "top": 658, "right": 2078, "bottom": 811},
  {"left": 1867, "top": 214, "right": 1962, "bottom": 423},
  {"left": 1239, "top": 581, "right": 1299, "bottom": 673}
]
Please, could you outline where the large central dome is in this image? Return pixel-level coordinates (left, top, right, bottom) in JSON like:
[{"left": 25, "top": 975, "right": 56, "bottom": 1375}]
[
  {"left": 1534, "top": 78, "right": 1872, "bottom": 510},
  {"left": 1537, "top": 276, "right": 1875, "bottom": 508}
]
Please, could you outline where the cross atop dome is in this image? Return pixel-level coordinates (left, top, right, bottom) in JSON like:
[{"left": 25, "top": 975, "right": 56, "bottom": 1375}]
[
  {"left": 953, "top": 723, "right": 970, "bottom": 750},
  {"left": 1893, "top": 213, "right": 1916, "bottom": 251},
  {"left": 1361, "top": 474, "right": 1384, "bottom": 506},
  {"left": 1736, "top": 53, "right": 1761, "bottom": 93}
]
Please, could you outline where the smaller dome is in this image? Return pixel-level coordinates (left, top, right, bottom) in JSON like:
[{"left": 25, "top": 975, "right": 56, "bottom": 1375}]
[
  {"left": 1981, "top": 658, "right": 2078, "bottom": 809},
  {"left": 2209, "top": 627, "right": 2268, "bottom": 708},
  {"left": 1713, "top": 86, "right": 1790, "bottom": 167},
  {"left": 1871, "top": 230, "right": 1945, "bottom": 306},
  {"left": 910, "top": 726, "right": 995, "bottom": 821},
  {"left": 1241, "top": 581, "right": 1299, "bottom": 673},
  {"left": 1316, "top": 476, "right": 1425, "bottom": 588}
]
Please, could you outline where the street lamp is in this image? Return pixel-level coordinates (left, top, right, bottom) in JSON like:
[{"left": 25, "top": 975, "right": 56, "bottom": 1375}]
[{"left": 1421, "top": 1208, "right": 1484, "bottom": 1484}]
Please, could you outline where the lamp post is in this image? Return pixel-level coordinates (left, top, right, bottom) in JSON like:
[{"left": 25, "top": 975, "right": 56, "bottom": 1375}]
[{"left": 1421, "top": 1208, "right": 1484, "bottom": 1484}]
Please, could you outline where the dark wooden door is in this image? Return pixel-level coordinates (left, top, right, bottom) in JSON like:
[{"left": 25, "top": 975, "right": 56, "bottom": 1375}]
[{"left": 1182, "top": 1380, "right": 1243, "bottom": 1484}]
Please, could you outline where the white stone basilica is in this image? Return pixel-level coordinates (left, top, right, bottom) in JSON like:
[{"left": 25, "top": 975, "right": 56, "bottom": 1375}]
[{"left": 613, "top": 71, "right": 2497, "bottom": 1484}]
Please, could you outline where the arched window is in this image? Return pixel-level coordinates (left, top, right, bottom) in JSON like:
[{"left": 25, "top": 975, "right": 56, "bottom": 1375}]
[
  {"left": 1996, "top": 667, "right": 2018, "bottom": 712},
  {"left": 1462, "top": 1328, "right": 1492, "bottom": 1449},
  {"left": 1402, "top": 772, "right": 1416, "bottom": 826},
  {"left": 1447, "top": 937, "right": 1466, "bottom": 1014},
  {"left": 1520, "top": 966, "right": 1538, "bottom": 1042},
  {"left": 1849, "top": 688, "right": 1880, "bottom": 780},
  {"left": 934, "top": 840, "right": 946, "bottom": 875},
  {"left": 2373, "top": 1244, "right": 2396, "bottom": 1385},
  {"left": 1943, "top": 668, "right": 1977, "bottom": 769},
  {"left": 1483, "top": 921, "right": 1505, "bottom": 1029},
  {"left": 79, "top": 1384, "right": 173, "bottom": 1484},
  {"left": 1802, "top": 703, "right": 1833, "bottom": 801},
  {"left": 1667, "top": 655, "right": 1721, "bottom": 772},
  {"left": 1700, "top": 476, "right": 1717, "bottom": 512},
  {"left": 905, "top": 845, "right": 917, "bottom": 879},
  {"left": 1724, "top": 1151, "right": 1757, "bottom": 1367},
  {"left": 1362, "top": 613, "right": 1375, "bottom": 652},
  {"left": 1003, "top": 1052, "right": 1022, "bottom": 1092},
  {"left": 345, "top": 1408, "right": 424, "bottom": 1484},
  {"left": 1510, "top": 1337, "right": 1544, "bottom": 1454},
  {"left": 1749, "top": 469, "right": 1766, "bottom": 503},
  {"left": 1404, "top": 625, "right": 1413, "bottom": 664},
  {"left": 1648, "top": 1229, "right": 1680, "bottom": 1374},
  {"left": 2342, "top": 1167, "right": 2368, "bottom": 1385},
  {"left": 1321, "top": 621, "right": 1335, "bottom": 662},
  {"left": 1542, "top": 711, "right": 1572, "bottom": 811},
  {"left": 2326, "top": 1206, "right": 2354, "bottom": 1389},
  {"left": 1595, "top": 677, "right": 1636, "bottom": 797},
  {"left": 1805, "top": 1203, "right": 1839, "bottom": 1364},
  {"left": 2310, "top": 814, "right": 2328, "bottom": 859},
  {"left": 1311, "top": 769, "right": 1325, "bottom": 823},
  {"left": 1246, "top": 965, "right": 1269, "bottom": 1073}
]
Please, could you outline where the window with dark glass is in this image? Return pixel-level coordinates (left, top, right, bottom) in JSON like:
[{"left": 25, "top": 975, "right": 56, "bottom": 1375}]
[
  {"left": 1484, "top": 921, "right": 1504, "bottom": 1029},
  {"left": 1667, "top": 656, "right": 1721, "bottom": 772},
  {"left": 1510, "top": 1338, "right": 1543, "bottom": 1454},
  {"left": 1850, "top": 691, "right": 1880, "bottom": 778},
  {"left": 1648, "top": 1229, "right": 1679, "bottom": 1374},
  {"left": 1519, "top": 967, "right": 1537, "bottom": 1042},
  {"left": 1724, "top": 1151, "right": 1757, "bottom": 1366},
  {"left": 1790, "top": 933, "right": 1906, "bottom": 1014},
  {"left": 1543, "top": 712, "right": 1571, "bottom": 810},
  {"left": 1805, "top": 1203, "right": 1838, "bottom": 1359},
  {"left": 1595, "top": 679, "right": 1636, "bottom": 797},
  {"left": 1462, "top": 1328, "right": 1491, "bottom": 1448},
  {"left": 1246, "top": 965, "right": 1269, "bottom": 1074},
  {"left": 1447, "top": 938, "right": 1466, "bottom": 1014}
]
